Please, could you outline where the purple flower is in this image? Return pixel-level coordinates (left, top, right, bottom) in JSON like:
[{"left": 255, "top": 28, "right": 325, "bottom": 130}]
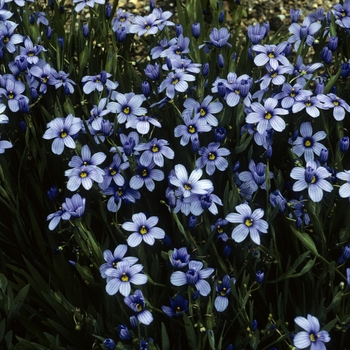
[
  {"left": 174, "top": 115, "right": 211, "bottom": 146},
  {"left": 289, "top": 196, "right": 311, "bottom": 226},
  {"left": 238, "top": 160, "right": 274, "bottom": 192},
  {"left": 129, "top": 13, "right": 161, "bottom": 36},
  {"left": 134, "top": 138, "right": 174, "bottom": 167},
  {"left": 269, "top": 190, "right": 287, "bottom": 213},
  {"left": 73, "top": 0, "right": 105, "bottom": 12},
  {"left": 17, "top": 36, "right": 46, "bottom": 65},
  {"left": 144, "top": 63, "right": 160, "bottom": 80},
  {"left": 347, "top": 268, "right": 350, "bottom": 286},
  {"left": 292, "top": 122, "right": 326, "bottom": 162},
  {"left": 247, "top": 23, "right": 266, "bottom": 44},
  {"left": 126, "top": 114, "right": 161, "bottom": 135},
  {"left": 159, "top": 71, "right": 195, "bottom": 99},
  {"left": 122, "top": 212, "right": 165, "bottom": 247},
  {"left": 336, "top": 170, "right": 350, "bottom": 198},
  {"left": 317, "top": 93, "right": 350, "bottom": 121},
  {"left": 288, "top": 16, "right": 322, "bottom": 51},
  {"left": 42, "top": 114, "right": 82, "bottom": 155},
  {"left": 226, "top": 203, "right": 268, "bottom": 245},
  {"left": 292, "top": 95, "right": 325, "bottom": 118},
  {"left": 65, "top": 166, "right": 104, "bottom": 191},
  {"left": 129, "top": 161, "right": 164, "bottom": 191},
  {"left": 252, "top": 42, "right": 290, "bottom": 70},
  {"left": 257, "top": 63, "right": 289, "bottom": 90},
  {"left": 182, "top": 95, "right": 223, "bottom": 126},
  {"left": 209, "top": 27, "right": 231, "bottom": 48},
  {"left": 99, "top": 153, "right": 128, "bottom": 190},
  {"left": 245, "top": 97, "right": 287, "bottom": 134},
  {"left": 104, "top": 261, "right": 147, "bottom": 296},
  {"left": 0, "top": 78, "right": 29, "bottom": 112},
  {"left": 68, "top": 144, "right": 106, "bottom": 169},
  {"left": 0, "top": 137, "right": 12, "bottom": 154},
  {"left": 196, "top": 142, "right": 230, "bottom": 175},
  {"left": 160, "top": 34, "right": 190, "bottom": 58},
  {"left": 169, "top": 164, "right": 213, "bottom": 198},
  {"left": 293, "top": 314, "right": 330, "bottom": 349},
  {"left": 0, "top": 22, "right": 23, "bottom": 53},
  {"left": 333, "top": 0, "right": 350, "bottom": 28},
  {"left": 170, "top": 247, "right": 190, "bottom": 268},
  {"left": 81, "top": 70, "right": 117, "bottom": 94},
  {"left": 214, "top": 275, "right": 236, "bottom": 312},
  {"left": 170, "top": 260, "right": 214, "bottom": 296},
  {"left": 152, "top": 7, "right": 174, "bottom": 30},
  {"left": 124, "top": 290, "right": 153, "bottom": 325},
  {"left": 274, "top": 83, "right": 313, "bottom": 109},
  {"left": 162, "top": 294, "right": 188, "bottom": 317},
  {"left": 99, "top": 244, "right": 138, "bottom": 278},
  {"left": 189, "top": 190, "right": 223, "bottom": 216},
  {"left": 211, "top": 218, "right": 229, "bottom": 241},
  {"left": 107, "top": 93, "right": 147, "bottom": 124},
  {"left": 290, "top": 160, "right": 333, "bottom": 202},
  {"left": 30, "top": 63, "right": 58, "bottom": 94}
]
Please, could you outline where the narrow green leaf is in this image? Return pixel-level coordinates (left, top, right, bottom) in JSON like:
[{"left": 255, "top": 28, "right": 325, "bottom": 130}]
[
  {"left": 0, "top": 318, "right": 5, "bottom": 343},
  {"left": 0, "top": 273, "right": 7, "bottom": 293},
  {"left": 161, "top": 322, "right": 170, "bottom": 350},
  {"left": 290, "top": 226, "right": 319, "bottom": 256},
  {"left": 8, "top": 284, "right": 30, "bottom": 322},
  {"left": 183, "top": 313, "right": 197, "bottom": 350}
]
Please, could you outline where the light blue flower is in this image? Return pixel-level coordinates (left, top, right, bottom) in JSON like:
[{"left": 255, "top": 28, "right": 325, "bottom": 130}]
[
  {"left": 170, "top": 260, "right": 214, "bottom": 296},
  {"left": 226, "top": 203, "right": 268, "bottom": 245},
  {"left": 122, "top": 212, "right": 165, "bottom": 247},
  {"left": 293, "top": 314, "right": 330, "bottom": 350}
]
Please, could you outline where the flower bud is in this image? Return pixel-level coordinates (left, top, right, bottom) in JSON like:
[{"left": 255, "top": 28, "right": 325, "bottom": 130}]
[
  {"left": 217, "top": 81, "right": 226, "bottom": 97},
  {"left": 118, "top": 324, "right": 131, "bottom": 341},
  {"left": 290, "top": 9, "right": 301, "bottom": 23},
  {"left": 58, "top": 36, "right": 64, "bottom": 48},
  {"left": 187, "top": 215, "right": 197, "bottom": 229},
  {"left": 328, "top": 36, "right": 338, "bottom": 52},
  {"left": 218, "top": 10, "right": 224, "bottom": 23},
  {"left": 192, "top": 22, "right": 200, "bottom": 39},
  {"left": 214, "top": 127, "right": 226, "bottom": 142},
  {"left": 218, "top": 53, "right": 224, "bottom": 68},
  {"left": 202, "top": 62, "right": 209, "bottom": 77},
  {"left": 256, "top": 270, "right": 264, "bottom": 283},
  {"left": 319, "top": 148, "right": 328, "bottom": 164},
  {"left": 340, "top": 136, "right": 349, "bottom": 153},
  {"left": 103, "top": 338, "right": 116, "bottom": 350},
  {"left": 175, "top": 24, "right": 183, "bottom": 37},
  {"left": 46, "top": 26, "right": 52, "bottom": 39},
  {"left": 321, "top": 46, "right": 332, "bottom": 65},
  {"left": 105, "top": 3, "right": 112, "bottom": 19},
  {"left": 142, "top": 81, "right": 151, "bottom": 98},
  {"left": 47, "top": 186, "right": 58, "bottom": 201},
  {"left": 82, "top": 23, "right": 89, "bottom": 38}
]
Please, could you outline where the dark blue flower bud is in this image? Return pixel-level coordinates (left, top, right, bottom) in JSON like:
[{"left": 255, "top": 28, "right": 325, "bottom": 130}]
[
  {"left": 30, "top": 87, "right": 38, "bottom": 100},
  {"left": 142, "top": 81, "right": 151, "bottom": 98},
  {"left": 187, "top": 215, "right": 197, "bottom": 229},
  {"left": 58, "top": 36, "right": 64, "bottom": 48},
  {"left": 116, "top": 26, "right": 127, "bottom": 42},
  {"left": 232, "top": 52, "right": 237, "bottom": 61},
  {"left": 248, "top": 47, "right": 254, "bottom": 60},
  {"left": 319, "top": 148, "right": 328, "bottom": 164},
  {"left": 321, "top": 46, "right": 332, "bottom": 65},
  {"left": 290, "top": 9, "right": 301, "bottom": 23},
  {"left": 105, "top": 3, "right": 112, "bottom": 19},
  {"left": 175, "top": 24, "right": 183, "bottom": 37},
  {"left": 18, "top": 96, "right": 30, "bottom": 113},
  {"left": 266, "top": 145, "right": 273, "bottom": 159},
  {"left": 202, "top": 62, "right": 209, "bottom": 77},
  {"left": 341, "top": 62, "right": 350, "bottom": 79},
  {"left": 103, "top": 338, "right": 116, "bottom": 350},
  {"left": 166, "top": 190, "right": 176, "bottom": 208},
  {"left": 252, "top": 319, "right": 258, "bottom": 331},
  {"left": 223, "top": 244, "right": 231, "bottom": 257},
  {"left": 29, "top": 14, "right": 35, "bottom": 24},
  {"left": 19, "top": 120, "right": 26, "bottom": 132},
  {"left": 82, "top": 23, "right": 89, "bottom": 38},
  {"left": 130, "top": 316, "right": 138, "bottom": 329},
  {"left": 218, "top": 53, "right": 224, "bottom": 68},
  {"left": 191, "top": 137, "right": 200, "bottom": 152},
  {"left": 328, "top": 36, "right": 338, "bottom": 52},
  {"left": 118, "top": 324, "right": 131, "bottom": 341},
  {"left": 256, "top": 270, "right": 264, "bottom": 283},
  {"left": 68, "top": 260, "right": 76, "bottom": 266},
  {"left": 262, "top": 21, "right": 270, "bottom": 38},
  {"left": 123, "top": 137, "right": 135, "bottom": 156},
  {"left": 315, "top": 81, "right": 324, "bottom": 95},
  {"left": 291, "top": 130, "right": 299, "bottom": 142},
  {"left": 48, "top": 0, "right": 54, "bottom": 9},
  {"left": 200, "top": 194, "right": 212, "bottom": 209},
  {"left": 47, "top": 186, "right": 59, "bottom": 201},
  {"left": 100, "top": 70, "right": 108, "bottom": 84},
  {"left": 283, "top": 42, "right": 292, "bottom": 56},
  {"left": 192, "top": 22, "right": 200, "bottom": 39},
  {"left": 232, "top": 160, "right": 240, "bottom": 173},
  {"left": 139, "top": 340, "right": 148, "bottom": 350},
  {"left": 214, "top": 127, "right": 226, "bottom": 142},
  {"left": 338, "top": 245, "right": 350, "bottom": 264},
  {"left": 192, "top": 290, "right": 200, "bottom": 300},
  {"left": 218, "top": 10, "right": 224, "bottom": 23},
  {"left": 331, "top": 86, "right": 337, "bottom": 94},
  {"left": 305, "top": 166, "right": 317, "bottom": 183},
  {"left": 46, "top": 26, "right": 52, "bottom": 39},
  {"left": 144, "top": 63, "right": 160, "bottom": 81},
  {"left": 226, "top": 345, "right": 233, "bottom": 350},
  {"left": 150, "top": 0, "right": 155, "bottom": 11},
  {"left": 217, "top": 81, "right": 226, "bottom": 97},
  {"left": 340, "top": 136, "right": 349, "bottom": 153},
  {"left": 162, "top": 234, "right": 172, "bottom": 247}
]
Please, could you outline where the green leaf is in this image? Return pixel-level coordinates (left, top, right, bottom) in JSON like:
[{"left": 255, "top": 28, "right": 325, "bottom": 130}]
[
  {"left": 0, "top": 273, "right": 7, "bottom": 293},
  {"left": 183, "top": 313, "right": 197, "bottom": 350},
  {"left": 322, "top": 317, "right": 338, "bottom": 333},
  {"left": 290, "top": 226, "right": 319, "bottom": 256},
  {"left": 161, "top": 322, "right": 170, "bottom": 350},
  {"left": 8, "top": 284, "right": 30, "bottom": 323},
  {"left": 0, "top": 318, "right": 5, "bottom": 343}
]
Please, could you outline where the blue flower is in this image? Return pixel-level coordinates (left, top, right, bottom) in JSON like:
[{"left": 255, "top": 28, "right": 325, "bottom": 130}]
[
  {"left": 269, "top": 190, "right": 287, "bottom": 213},
  {"left": 81, "top": 70, "right": 117, "bottom": 94},
  {"left": 333, "top": 0, "right": 350, "bottom": 28},
  {"left": 292, "top": 95, "right": 326, "bottom": 118},
  {"left": 129, "top": 13, "right": 161, "bottom": 36},
  {"left": 170, "top": 247, "right": 190, "bottom": 268},
  {"left": 104, "top": 261, "right": 147, "bottom": 296},
  {"left": 117, "top": 324, "right": 131, "bottom": 341},
  {"left": 107, "top": 93, "right": 147, "bottom": 124},
  {"left": 30, "top": 63, "right": 57, "bottom": 94},
  {"left": 162, "top": 294, "right": 188, "bottom": 317},
  {"left": 292, "top": 122, "right": 326, "bottom": 162},
  {"left": 293, "top": 314, "right": 330, "bottom": 349},
  {"left": 252, "top": 42, "right": 290, "bottom": 70},
  {"left": 196, "top": 142, "right": 230, "bottom": 175},
  {"left": 274, "top": 83, "right": 312, "bottom": 109},
  {"left": 130, "top": 161, "right": 164, "bottom": 191},
  {"left": 211, "top": 218, "right": 229, "bottom": 241},
  {"left": 208, "top": 27, "right": 231, "bottom": 48},
  {"left": 65, "top": 165, "right": 104, "bottom": 191},
  {"left": 255, "top": 270, "right": 264, "bottom": 283},
  {"left": 336, "top": 170, "right": 350, "bottom": 198},
  {"left": 347, "top": 268, "right": 350, "bottom": 286},
  {"left": 160, "top": 34, "right": 190, "bottom": 58},
  {"left": 289, "top": 196, "right": 311, "bottom": 226},
  {"left": 169, "top": 164, "right": 213, "bottom": 198},
  {"left": 0, "top": 22, "right": 23, "bottom": 53},
  {"left": 0, "top": 137, "right": 12, "bottom": 154},
  {"left": 100, "top": 244, "right": 138, "bottom": 278},
  {"left": 226, "top": 203, "right": 268, "bottom": 245},
  {"left": 189, "top": 190, "right": 223, "bottom": 215},
  {"left": 290, "top": 160, "right": 333, "bottom": 202},
  {"left": 337, "top": 245, "right": 350, "bottom": 264},
  {"left": 124, "top": 290, "right": 153, "bottom": 325},
  {"left": 214, "top": 275, "right": 236, "bottom": 312},
  {"left": 317, "top": 93, "right": 350, "bottom": 121},
  {"left": 159, "top": 71, "right": 195, "bottom": 99},
  {"left": 174, "top": 115, "right": 211, "bottom": 146},
  {"left": 122, "top": 212, "right": 165, "bottom": 247},
  {"left": 245, "top": 97, "right": 288, "bottom": 134},
  {"left": 0, "top": 78, "right": 29, "bottom": 112},
  {"left": 126, "top": 114, "right": 161, "bottom": 135},
  {"left": 42, "top": 114, "right": 82, "bottom": 155},
  {"left": 103, "top": 338, "right": 116, "bottom": 350},
  {"left": 68, "top": 144, "right": 106, "bottom": 169},
  {"left": 100, "top": 153, "right": 128, "bottom": 190},
  {"left": 170, "top": 260, "right": 214, "bottom": 296},
  {"left": 73, "top": 0, "right": 106, "bottom": 12},
  {"left": 134, "top": 138, "right": 174, "bottom": 167},
  {"left": 247, "top": 23, "right": 267, "bottom": 44}
]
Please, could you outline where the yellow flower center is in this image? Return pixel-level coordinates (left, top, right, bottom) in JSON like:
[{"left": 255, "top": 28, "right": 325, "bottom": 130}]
[
  {"left": 152, "top": 144, "right": 159, "bottom": 152},
  {"left": 184, "top": 183, "right": 191, "bottom": 190},
  {"left": 136, "top": 303, "right": 143, "bottom": 311},
  {"left": 333, "top": 100, "right": 339, "bottom": 106},
  {"left": 80, "top": 170, "right": 87, "bottom": 178},
  {"left": 309, "top": 334, "right": 316, "bottom": 342},
  {"left": 188, "top": 125, "right": 196, "bottom": 133},
  {"left": 123, "top": 106, "right": 130, "bottom": 114},
  {"left": 271, "top": 72, "right": 277, "bottom": 78},
  {"left": 220, "top": 287, "right": 227, "bottom": 296},
  {"left": 43, "top": 76, "right": 48, "bottom": 83},
  {"left": 245, "top": 218, "right": 253, "bottom": 227},
  {"left": 121, "top": 273, "right": 129, "bottom": 282},
  {"left": 60, "top": 130, "right": 67, "bottom": 138},
  {"left": 265, "top": 111, "right": 272, "bottom": 120},
  {"left": 304, "top": 140, "right": 312, "bottom": 147},
  {"left": 208, "top": 152, "right": 216, "bottom": 160},
  {"left": 141, "top": 169, "right": 148, "bottom": 177},
  {"left": 140, "top": 225, "right": 147, "bottom": 235},
  {"left": 8, "top": 91, "right": 14, "bottom": 99},
  {"left": 268, "top": 51, "right": 275, "bottom": 58},
  {"left": 200, "top": 108, "right": 206, "bottom": 116},
  {"left": 109, "top": 167, "right": 117, "bottom": 176},
  {"left": 217, "top": 225, "right": 223, "bottom": 233},
  {"left": 311, "top": 176, "right": 316, "bottom": 184},
  {"left": 172, "top": 78, "right": 179, "bottom": 85},
  {"left": 118, "top": 188, "right": 123, "bottom": 196},
  {"left": 306, "top": 102, "right": 312, "bottom": 107}
]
